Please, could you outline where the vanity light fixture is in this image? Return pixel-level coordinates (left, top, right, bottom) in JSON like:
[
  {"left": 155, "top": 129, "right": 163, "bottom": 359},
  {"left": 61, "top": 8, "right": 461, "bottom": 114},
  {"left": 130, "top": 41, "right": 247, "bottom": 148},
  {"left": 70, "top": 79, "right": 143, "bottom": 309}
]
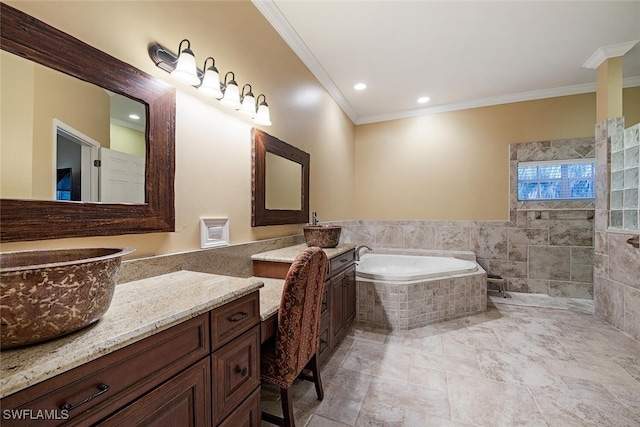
[
  {"left": 254, "top": 94, "right": 272, "bottom": 126},
  {"left": 219, "top": 71, "right": 242, "bottom": 109},
  {"left": 149, "top": 40, "right": 271, "bottom": 125},
  {"left": 198, "top": 57, "right": 223, "bottom": 99},
  {"left": 239, "top": 84, "right": 257, "bottom": 116},
  {"left": 170, "top": 39, "right": 200, "bottom": 86}
]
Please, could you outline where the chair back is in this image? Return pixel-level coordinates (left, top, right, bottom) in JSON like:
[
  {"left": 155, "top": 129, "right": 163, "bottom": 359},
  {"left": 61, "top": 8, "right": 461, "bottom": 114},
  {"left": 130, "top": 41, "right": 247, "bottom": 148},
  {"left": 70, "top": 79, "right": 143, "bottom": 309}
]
[{"left": 274, "top": 247, "right": 328, "bottom": 386}]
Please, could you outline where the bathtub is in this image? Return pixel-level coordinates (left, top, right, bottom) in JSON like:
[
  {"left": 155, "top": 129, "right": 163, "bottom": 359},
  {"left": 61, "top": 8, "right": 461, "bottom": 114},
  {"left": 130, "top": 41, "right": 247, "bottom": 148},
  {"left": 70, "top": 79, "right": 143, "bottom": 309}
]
[
  {"left": 355, "top": 251, "right": 487, "bottom": 330},
  {"left": 357, "top": 253, "right": 478, "bottom": 281}
]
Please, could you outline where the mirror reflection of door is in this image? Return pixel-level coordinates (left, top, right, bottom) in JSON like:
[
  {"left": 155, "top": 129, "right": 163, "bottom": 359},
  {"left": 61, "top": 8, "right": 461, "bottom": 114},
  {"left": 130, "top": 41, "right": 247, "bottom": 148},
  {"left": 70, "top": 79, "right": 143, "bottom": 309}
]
[
  {"left": 54, "top": 119, "right": 145, "bottom": 203},
  {"left": 55, "top": 121, "right": 99, "bottom": 202},
  {"left": 99, "top": 147, "right": 145, "bottom": 203}
]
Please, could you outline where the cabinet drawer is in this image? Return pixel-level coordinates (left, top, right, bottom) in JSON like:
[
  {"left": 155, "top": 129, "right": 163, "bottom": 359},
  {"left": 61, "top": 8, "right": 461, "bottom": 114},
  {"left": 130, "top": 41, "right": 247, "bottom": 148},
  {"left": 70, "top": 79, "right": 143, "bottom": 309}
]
[
  {"left": 329, "top": 249, "right": 355, "bottom": 275},
  {"left": 211, "top": 292, "right": 260, "bottom": 349},
  {"left": 212, "top": 326, "right": 260, "bottom": 425},
  {"left": 217, "top": 388, "right": 261, "bottom": 427},
  {"left": 1, "top": 314, "right": 209, "bottom": 427},
  {"left": 96, "top": 357, "right": 211, "bottom": 426}
]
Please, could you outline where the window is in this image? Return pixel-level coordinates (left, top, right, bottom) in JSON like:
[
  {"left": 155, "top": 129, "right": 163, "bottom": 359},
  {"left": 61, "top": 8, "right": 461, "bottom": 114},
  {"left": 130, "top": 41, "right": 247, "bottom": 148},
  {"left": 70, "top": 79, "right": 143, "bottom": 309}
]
[{"left": 517, "top": 159, "right": 595, "bottom": 201}]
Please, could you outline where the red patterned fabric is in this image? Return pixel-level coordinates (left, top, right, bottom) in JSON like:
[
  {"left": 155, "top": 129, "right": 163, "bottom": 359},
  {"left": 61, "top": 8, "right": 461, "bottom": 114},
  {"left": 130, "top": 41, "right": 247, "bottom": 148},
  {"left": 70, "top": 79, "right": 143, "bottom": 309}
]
[{"left": 261, "top": 247, "right": 328, "bottom": 389}]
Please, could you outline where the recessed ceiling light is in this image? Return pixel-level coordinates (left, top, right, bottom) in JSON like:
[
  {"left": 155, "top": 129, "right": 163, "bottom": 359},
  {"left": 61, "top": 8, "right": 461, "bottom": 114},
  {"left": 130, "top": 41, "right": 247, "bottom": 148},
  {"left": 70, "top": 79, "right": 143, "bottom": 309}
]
[
  {"left": 129, "top": 114, "right": 141, "bottom": 120},
  {"left": 354, "top": 83, "right": 367, "bottom": 91},
  {"left": 417, "top": 96, "right": 430, "bottom": 104}
]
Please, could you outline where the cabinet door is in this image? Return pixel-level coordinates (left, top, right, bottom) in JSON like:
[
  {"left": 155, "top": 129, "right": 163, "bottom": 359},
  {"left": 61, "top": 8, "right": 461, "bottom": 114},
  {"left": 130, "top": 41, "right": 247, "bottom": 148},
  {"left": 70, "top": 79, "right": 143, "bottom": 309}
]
[
  {"left": 96, "top": 357, "right": 211, "bottom": 427},
  {"left": 343, "top": 265, "right": 357, "bottom": 327},
  {"left": 330, "top": 274, "right": 345, "bottom": 345},
  {"left": 217, "top": 388, "right": 260, "bottom": 427},
  {"left": 212, "top": 326, "right": 260, "bottom": 425}
]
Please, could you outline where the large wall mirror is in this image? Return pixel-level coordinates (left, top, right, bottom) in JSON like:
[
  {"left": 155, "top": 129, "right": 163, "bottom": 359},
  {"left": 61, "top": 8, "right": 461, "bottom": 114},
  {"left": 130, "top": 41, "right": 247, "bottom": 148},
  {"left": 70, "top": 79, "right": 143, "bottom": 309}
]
[
  {"left": 252, "top": 128, "right": 309, "bottom": 226},
  {"left": 0, "top": 3, "right": 175, "bottom": 242}
]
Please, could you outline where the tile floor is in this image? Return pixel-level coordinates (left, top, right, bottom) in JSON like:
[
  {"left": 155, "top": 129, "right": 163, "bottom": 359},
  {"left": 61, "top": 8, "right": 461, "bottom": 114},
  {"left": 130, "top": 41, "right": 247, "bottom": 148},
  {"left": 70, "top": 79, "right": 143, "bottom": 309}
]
[{"left": 260, "top": 292, "right": 640, "bottom": 426}]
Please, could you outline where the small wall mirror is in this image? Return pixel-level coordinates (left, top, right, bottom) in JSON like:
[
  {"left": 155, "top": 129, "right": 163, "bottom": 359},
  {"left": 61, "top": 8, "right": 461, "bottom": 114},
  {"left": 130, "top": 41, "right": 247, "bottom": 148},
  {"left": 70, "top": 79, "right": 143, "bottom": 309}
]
[
  {"left": 252, "top": 128, "right": 309, "bottom": 226},
  {"left": 0, "top": 4, "right": 175, "bottom": 242}
]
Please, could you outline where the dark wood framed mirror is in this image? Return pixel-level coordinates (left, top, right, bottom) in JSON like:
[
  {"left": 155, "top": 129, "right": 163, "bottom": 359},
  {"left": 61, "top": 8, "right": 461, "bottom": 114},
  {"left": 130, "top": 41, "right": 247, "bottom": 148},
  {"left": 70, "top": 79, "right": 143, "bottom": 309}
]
[
  {"left": 252, "top": 128, "right": 309, "bottom": 226},
  {"left": 0, "top": 3, "right": 175, "bottom": 242}
]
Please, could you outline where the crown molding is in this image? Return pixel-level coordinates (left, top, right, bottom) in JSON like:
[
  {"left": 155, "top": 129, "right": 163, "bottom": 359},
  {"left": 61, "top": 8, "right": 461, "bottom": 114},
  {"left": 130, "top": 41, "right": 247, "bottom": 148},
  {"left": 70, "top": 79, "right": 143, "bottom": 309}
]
[
  {"left": 356, "top": 77, "right": 640, "bottom": 125},
  {"left": 583, "top": 40, "right": 639, "bottom": 69},
  {"left": 252, "top": 0, "right": 358, "bottom": 123}
]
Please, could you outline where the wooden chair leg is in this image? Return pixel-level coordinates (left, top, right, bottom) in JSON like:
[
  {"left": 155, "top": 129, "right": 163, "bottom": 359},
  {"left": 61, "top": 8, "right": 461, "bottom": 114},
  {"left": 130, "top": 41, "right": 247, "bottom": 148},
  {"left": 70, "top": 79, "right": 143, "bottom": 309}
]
[
  {"left": 280, "top": 386, "right": 295, "bottom": 427},
  {"left": 308, "top": 353, "right": 323, "bottom": 400}
]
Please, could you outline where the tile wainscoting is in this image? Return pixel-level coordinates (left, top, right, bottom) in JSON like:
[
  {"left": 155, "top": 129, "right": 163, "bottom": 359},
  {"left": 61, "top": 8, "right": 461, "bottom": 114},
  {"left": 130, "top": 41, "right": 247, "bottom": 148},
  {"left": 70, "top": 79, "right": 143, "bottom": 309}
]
[{"left": 337, "top": 216, "right": 594, "bottom": 299}]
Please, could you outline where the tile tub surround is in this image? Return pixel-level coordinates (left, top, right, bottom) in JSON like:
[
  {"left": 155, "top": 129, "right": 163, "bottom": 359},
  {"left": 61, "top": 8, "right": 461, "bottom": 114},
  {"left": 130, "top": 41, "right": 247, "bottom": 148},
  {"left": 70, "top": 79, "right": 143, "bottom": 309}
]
[
  {"left": 0, "top": 270, "right": 263, "bottom": 398},
  {"left": 356, "top": 265, "right": 487, "bottom": 330},
  {"left": 260, "top": 294, "right": 640, "bottom": 426},
  {"left": 594, "top": 117, "right": 640, "bottom": 342}
]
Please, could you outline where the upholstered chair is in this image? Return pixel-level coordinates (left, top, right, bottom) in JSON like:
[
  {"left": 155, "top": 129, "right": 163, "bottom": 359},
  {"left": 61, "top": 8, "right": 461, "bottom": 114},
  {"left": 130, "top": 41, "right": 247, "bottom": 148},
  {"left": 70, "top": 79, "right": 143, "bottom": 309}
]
[{"left": 261, "top": 246, "right": 328, "bottom": 427}]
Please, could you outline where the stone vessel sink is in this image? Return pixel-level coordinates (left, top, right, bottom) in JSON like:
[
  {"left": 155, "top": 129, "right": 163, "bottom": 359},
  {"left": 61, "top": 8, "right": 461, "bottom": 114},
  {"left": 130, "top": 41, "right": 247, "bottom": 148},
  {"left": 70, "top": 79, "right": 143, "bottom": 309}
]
[
  {"left": 303, "top": 225, "right": 342, "bottom": 248},
  {"left": 0, "top": 247, "right": 134, "bottom": 349}
]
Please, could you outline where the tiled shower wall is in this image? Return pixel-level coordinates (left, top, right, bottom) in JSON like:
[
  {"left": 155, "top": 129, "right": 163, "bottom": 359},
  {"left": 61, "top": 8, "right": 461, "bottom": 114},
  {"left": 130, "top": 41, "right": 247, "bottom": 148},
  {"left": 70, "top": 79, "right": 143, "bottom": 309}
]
[
  {"left": 594, "top": 117, "right": 640, "bottom": 341},
  {"left": 335, "top": 137, "right": 596, "bottom": 299}
]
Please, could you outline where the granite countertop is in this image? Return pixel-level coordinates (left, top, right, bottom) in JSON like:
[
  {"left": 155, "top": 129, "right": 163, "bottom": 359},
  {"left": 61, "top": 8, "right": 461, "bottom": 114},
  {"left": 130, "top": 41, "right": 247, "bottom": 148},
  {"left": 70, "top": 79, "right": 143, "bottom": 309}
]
[
  {"left": 0, "top": 270, "right": 264, "bottom": 399},
  {"left": 251, "top": 243, "right": 356, "bottom": 263},
  {"left": 252, "top": 276, "right": 286, "bottom": 321}
]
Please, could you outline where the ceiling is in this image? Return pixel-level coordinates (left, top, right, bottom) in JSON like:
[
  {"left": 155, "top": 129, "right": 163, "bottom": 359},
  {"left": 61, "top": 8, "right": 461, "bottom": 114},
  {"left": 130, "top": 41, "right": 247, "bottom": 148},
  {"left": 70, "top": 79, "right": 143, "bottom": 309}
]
[{"left": 254, "top": 1, "right": 640, "bottom": 125}]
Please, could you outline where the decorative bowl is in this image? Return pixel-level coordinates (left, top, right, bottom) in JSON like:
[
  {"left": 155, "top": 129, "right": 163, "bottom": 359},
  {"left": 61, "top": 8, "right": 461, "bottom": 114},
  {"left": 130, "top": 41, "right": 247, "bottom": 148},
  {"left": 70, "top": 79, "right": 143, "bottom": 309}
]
[
  {"left": 0, "top": 247, "right": 134, "bottom": 349},
  {"left": 303, "top": 225, "right": 342, "bottom": 248}
]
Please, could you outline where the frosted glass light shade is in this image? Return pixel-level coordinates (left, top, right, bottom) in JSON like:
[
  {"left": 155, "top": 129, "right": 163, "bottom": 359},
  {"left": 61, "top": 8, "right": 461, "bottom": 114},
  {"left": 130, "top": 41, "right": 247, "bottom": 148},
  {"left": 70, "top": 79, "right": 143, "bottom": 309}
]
[
  {"left": 171, "top": 48, "right": 200, "bottom": 86},
  {"left": 254, "top": 103, "right": 271, "bottom": 126},
  {"left": 220, "top": 82, "right": 241, "bottom": 109},
  {"left": 198, "top": 68, "right": 223, "bottom": 98},
  {"left": 239, "top": 94, "right": 256, "bottom": 115}
]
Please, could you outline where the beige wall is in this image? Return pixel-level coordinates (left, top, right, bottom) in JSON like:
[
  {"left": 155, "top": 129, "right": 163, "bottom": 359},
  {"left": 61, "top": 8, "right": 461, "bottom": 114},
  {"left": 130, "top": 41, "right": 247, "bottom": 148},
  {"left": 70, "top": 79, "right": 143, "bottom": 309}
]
[
  {"left": 1, "top": 1, "right": 356, "bottom": 258},
  {"left": 110, "top": 124, "right": 145, "bottom": 158},
  {"left": 355, "top": 90, "right": 639, "bottom": 221},
  {"left": 1, "top": 51, "right": 34, "bottom": 198},
  {"left": 623, "top": 86, "right": 640, "bottom": 127}
]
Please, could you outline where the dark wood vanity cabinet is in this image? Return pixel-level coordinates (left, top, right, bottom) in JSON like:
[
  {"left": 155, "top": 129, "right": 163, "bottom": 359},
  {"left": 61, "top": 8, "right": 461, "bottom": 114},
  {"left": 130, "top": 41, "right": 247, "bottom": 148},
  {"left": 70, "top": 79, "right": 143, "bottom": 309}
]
[
  {"left": 329, "top": 264, "right": 356, "bottom": 350},
  {"left": 254, "top": 248, "right": 356, "bottom": 364},
  {"left": 0, "top": 292, "right": 261, "bottom": 427}
]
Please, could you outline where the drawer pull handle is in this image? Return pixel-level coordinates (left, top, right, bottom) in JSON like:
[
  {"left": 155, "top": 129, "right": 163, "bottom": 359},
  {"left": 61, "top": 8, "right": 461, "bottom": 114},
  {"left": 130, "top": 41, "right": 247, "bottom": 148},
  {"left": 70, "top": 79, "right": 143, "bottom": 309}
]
[
  {"left": 238, "top": 367, "right": 248, "bottom": 377},
  {"left": 228, "top": 311, "right": 248, "bottom": 322},
  {"left": 60, "top": 383, "right": 110, "bottom": 412},
  {"left": 340, "top": 258, "right": 348, "bottom": 263}
]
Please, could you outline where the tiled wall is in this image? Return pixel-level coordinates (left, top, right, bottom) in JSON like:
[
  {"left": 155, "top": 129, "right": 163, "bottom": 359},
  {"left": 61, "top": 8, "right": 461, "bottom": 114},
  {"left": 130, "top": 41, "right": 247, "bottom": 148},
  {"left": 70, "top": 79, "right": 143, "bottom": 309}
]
[
  {"left": 356, "top": 269, "right": 487, "bottom": 330},
  {"left": 594, "top": 117, "right": 640, "bottom": 341},
  {"left": 334, "top": 137, "right": 596, "bottom": 299}
]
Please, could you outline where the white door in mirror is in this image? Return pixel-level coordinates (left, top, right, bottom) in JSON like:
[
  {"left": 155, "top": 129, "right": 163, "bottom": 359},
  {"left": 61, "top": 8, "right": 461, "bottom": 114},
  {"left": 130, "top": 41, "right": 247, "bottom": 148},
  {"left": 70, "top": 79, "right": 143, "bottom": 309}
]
[{"left": 99, "top": 147, "right": 145, "bottom": 203}]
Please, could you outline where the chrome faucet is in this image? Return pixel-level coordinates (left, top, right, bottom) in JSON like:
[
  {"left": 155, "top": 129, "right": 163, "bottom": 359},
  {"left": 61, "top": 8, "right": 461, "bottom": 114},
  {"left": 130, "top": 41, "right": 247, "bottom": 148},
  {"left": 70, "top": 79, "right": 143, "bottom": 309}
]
[
  {"left": 311, "top": 211, "right": 318, "bottom": 225},
  {"left": 355, "top": 245, "right": 372, "bottom": 261}
]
